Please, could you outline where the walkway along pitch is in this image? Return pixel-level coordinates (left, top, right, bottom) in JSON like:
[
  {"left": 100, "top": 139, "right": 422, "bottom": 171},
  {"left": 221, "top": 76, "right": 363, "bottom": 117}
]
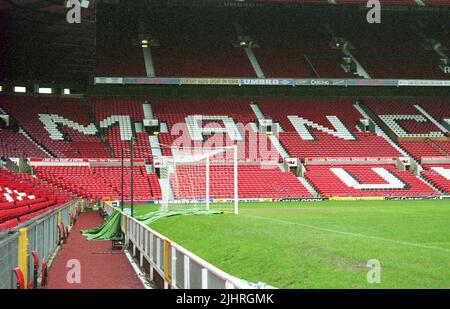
[{"left": 46, "top": 211, "right": 143, "bottom": 289}]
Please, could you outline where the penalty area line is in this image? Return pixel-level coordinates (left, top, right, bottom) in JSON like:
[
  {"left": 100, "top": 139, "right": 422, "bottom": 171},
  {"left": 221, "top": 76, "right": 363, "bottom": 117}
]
[{"left": 242, "top": 214, "right": 450, "bottom": 253}]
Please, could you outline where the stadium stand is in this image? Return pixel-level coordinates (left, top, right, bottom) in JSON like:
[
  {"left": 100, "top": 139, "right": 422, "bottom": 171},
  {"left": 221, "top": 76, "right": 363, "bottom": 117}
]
[
  {"left": 304, "top": 164, "right": 438, "bottom": 197},
  {"left": 254, "top": 47, "right": 314, "bottom": 78},
  {"left": 93, "top": 4, "right": 450, "bottom": 80},
  {"left": 96, "top": 43, "right": 146, "bottom": 77},
  {"left": 3, "top": 0, "right": 450, "bottom": 292},
  {"left": 0, "top": 129, "right": 48, "bottom": 158},
  {"left": 243, "top": 15, "right": 355, "bottom": 79},
  {"left": 254, "top": 0, "right": 418, "bottom": 4},
  {"left": 0, "top": 95, "right": 110, "bottom": 158},
  {"left": 338, "top": 0, "right": 418, "bottom": 5},
  {"left": 90, "top": 97, "right": 153, "bottom": 160},
  {"left": 363, "top": 99, "right": 450, "bottom": 160},
  {"left": 172, "top": 164, "right": 312, "bottom": 199},
  {"left": 152, "top": 40, "right": 256, "bottom": 78},
  {"left": 257, "top": 99, "right": 401, "bottom": 160},
  {"left": 33, "top": 166, "right": 161, "bottom": 200},
  {"left": 340, "top": 21, "right": 448, "bottom": 80},
  {"left": 95, "top": 17, "right": 146, "bottom": 78},
  {"left": 0, "top": 168, "right": 70, "bottom": 229},
  {"left": 418, "top": 100, "right": 450, "bottom": 128},
  {"left": 421, "top": 164, "right": 450, "bottom": 193},
  {"left": 427, "top": 0, "right": 450, "bottom": 6},
  {"left": 152, "top": 98, "right": 280, "bottom": 162},
  {"left": 150, "top": 15, "right": 256, "bottom": 77}
]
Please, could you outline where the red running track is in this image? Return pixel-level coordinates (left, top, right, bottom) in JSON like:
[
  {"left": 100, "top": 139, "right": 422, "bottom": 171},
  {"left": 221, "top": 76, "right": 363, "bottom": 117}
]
[{"left": 46, "top": 211, "right": 143, "bottom": 289}]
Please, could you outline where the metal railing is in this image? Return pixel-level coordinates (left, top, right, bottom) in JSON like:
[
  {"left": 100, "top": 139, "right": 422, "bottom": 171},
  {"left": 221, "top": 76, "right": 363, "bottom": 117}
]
[
  {"left": 0, "top": 232, "right": 19, "bottom": 289},
  {"left": 103, "top": 202, "right": 251, "bottom": 289},
  {"left": 0, "top": 199, "right": 78, "bottom": 289}
]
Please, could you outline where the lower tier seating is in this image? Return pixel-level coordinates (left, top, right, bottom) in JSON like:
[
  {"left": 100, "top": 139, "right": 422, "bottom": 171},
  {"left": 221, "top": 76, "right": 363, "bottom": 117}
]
[
  {"left": 421, "top": 164, "right": 450, "bottom": 194},
  {"left": 171, "top": 164, "right": 311, "bottom": 199},
  {"left": 304, "top": 164, "right": 438, "bottom": 197},
  {"left": 33, "top": 166, "right": 161, "bottom": 200},
  {"left": 0, "top": 168, "right": 71, "bottom": 229},
  {"left": 400, "top": 141, "right": 450, "bottom": 161}
]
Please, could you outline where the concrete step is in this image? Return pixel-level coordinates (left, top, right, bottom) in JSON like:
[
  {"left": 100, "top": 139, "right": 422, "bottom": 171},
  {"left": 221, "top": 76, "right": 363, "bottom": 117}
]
[
  {"left": 19, "top": 128, "right": 53, "bottom": 158},
  {"left": 298, "top": 176, "right": 319, "bottom": 197}
]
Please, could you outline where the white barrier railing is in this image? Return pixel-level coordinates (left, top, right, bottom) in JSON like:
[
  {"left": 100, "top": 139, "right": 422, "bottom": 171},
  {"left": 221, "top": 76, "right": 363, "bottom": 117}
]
[{"left": 104, "top": 202, "right": 252, "bottom": 289}]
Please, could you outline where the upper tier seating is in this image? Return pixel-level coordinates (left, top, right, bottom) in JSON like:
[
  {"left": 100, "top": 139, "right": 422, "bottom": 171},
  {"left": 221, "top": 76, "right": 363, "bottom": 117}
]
[
  {"left": 256, "top": 0, "right": 416, "bottom": 3},
  {"left": 254, "top": 0, "right": 329, "bottom": 3},
  {"left": 95, "top": 31, "right": 146, "bottom": 77},
  {"left": 33, "top": 166, "right": 161, "bottom": 200},
  {"left": 172, "top": 164, "right": 311, "bottom": 199},
  {"left": 426, "top": 0, "right": 450, "bottom": 5},
  {"left": 346, "top": 24, "right": 448, "bottom": 80},
  {"left": 0, "top": 95, "right": 110, "bottom": 158},
  {"left": 421, "top": 164, "right": 450, "bottom": 193},
  {"left": 254, "top": 48, "right": 315, "bottom": 78},
  {"left": 90, "top": 97, "right": 153, "bottom": 160},
  {"left": 304, "top": 164, "right": 437, "bottom": 197},
  {"left": 257, "top": 99, "right": 401, "bottom": 160},
  {"left": 151, "top": 15, "right": 255, "bottom": 78},
  {"left": 364, "top": 100, "right": 450, "bottom": 160},
  {"left": 94, "top": 5, "right": 450, "bottom": 79},
  {"left": 0, "top": 168, "right": 71, "bottom": 229},
  {"left": 94, "top": 7, "right": 450, "bottom": 79},
  {"left": 244, "top": 15, "right": 355, "bottom": 79},
  {"left": 152, "top": 98, "right": 280, "bottom": 162},
  {"left": 338, "top": 0, "right": 417, "bottom": 5}
]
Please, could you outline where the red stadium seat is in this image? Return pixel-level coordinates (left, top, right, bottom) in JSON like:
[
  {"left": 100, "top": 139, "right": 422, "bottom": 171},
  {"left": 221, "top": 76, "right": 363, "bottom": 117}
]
[
  {"left": 304, "top": 164, "right": 438, "bottom": 197},
  {"left": 172, "top": 165, "right": 311, "bottom": 199},
  {"left": 0, "top": 168, "right": 72, "bottom": 229}
]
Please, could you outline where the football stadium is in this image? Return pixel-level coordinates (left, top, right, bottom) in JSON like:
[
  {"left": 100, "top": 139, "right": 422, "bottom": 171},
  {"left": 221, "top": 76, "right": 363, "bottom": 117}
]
[{"left": 0, "top": 0, "right": 449, "bottom": 293}]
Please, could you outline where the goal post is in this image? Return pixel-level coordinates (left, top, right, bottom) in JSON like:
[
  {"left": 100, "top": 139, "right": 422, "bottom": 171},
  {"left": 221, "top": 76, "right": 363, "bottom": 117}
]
[{"left": 158, "top": 145, "right": 238, "bottom": 214}]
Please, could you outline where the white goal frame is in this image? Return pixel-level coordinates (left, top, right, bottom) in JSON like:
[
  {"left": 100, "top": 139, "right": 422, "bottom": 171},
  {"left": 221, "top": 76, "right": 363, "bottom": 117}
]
[{"left": 160, "top": 144, "right": 239, "bottom": 215}]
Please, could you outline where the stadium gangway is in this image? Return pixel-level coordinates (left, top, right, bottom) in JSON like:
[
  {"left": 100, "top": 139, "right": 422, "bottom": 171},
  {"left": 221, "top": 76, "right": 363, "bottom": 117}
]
[{"left": 104, "top": 202, "right": 255, "bottom": 289}]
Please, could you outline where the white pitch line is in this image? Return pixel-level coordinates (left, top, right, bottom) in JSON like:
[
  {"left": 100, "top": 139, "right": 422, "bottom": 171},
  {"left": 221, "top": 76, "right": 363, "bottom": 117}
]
[{"left": 242, "top": 214, "right": 450, "bottom": 254}]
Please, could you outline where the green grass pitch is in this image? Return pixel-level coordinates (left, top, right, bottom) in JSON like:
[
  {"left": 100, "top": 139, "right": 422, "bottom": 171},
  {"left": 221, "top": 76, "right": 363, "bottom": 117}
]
[{"left": 131, "top": 200, "right": 450, "bottom": 288}]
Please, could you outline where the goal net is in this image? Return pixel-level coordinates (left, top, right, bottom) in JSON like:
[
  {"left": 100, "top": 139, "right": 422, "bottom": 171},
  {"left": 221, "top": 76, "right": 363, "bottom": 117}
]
[{"left": 158, "top": 145, "right": 238, "bottom": 214}]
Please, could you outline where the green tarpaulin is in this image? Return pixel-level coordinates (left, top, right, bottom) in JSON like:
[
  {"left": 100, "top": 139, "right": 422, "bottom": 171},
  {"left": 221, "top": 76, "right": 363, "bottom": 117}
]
[
  {"left": 135, "top": 209, "right": 223, "bottom": 226},
  {"left": 81, "top": 209, "right": 223, "bottom": 241},
  {"left": 81, "top": 210, "right": 122, "bottom": 241}
]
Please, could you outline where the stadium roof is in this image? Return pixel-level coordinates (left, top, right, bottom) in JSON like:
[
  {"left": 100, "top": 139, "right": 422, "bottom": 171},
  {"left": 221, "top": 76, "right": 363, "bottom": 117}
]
[
  {"left": 0, "top": 0, "right": 95, "bottom": 14},
  {"left": 0, "top": 1, "right": 96, "bottom": 84},
  {"left": 0, "top": 0, "right": 448, "bottom": 85}
]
